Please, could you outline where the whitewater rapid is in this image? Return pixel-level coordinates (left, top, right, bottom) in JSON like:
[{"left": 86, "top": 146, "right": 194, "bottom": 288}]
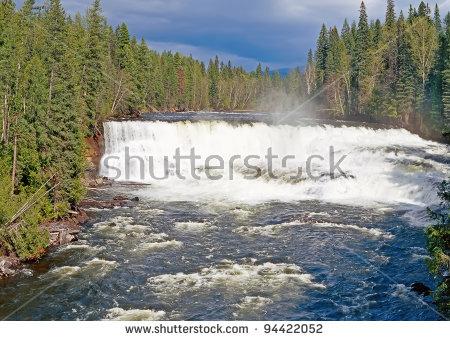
[{"left": 100, "top": 120, "right": 449, "bottom": 209}]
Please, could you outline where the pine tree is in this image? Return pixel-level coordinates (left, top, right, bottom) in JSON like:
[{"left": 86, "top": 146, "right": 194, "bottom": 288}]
[
  {"left": 81, "top": 0, "right": 107, "bottom": 133},
  {"left": 117, "top": 22, "right": 130, "bottom": 67},
  {"left": 208, "top": 56, "right": 220, "bottom": 108},
  {"left": 353, "top": 1, "right": 370, "bottom": 113},
  {"left": 385, "top": 0, "right": 396, "bottom": 27},
  {"left": 434, "top": 4, "right": 443, "bottom": 33},
  {"left": 325, "top": 27, "right": 348, "bottom": 115},
  {"left": 341, "top": 19, "right": 354, "bottom": 54},
  {"left": 408, "top": 5, "right": 416, "bottom": 23},
  {"left": 314, "top": 24, "right": 328, "bottom": 87},
  {"left": 43, "top": 0, "right": 85, "bottom": 204},
  {"left": 396, "top": 11, "right": 416, "bottom": 116},
  {"left": 356, "top": 2, "right": 370, "bottom": 53},
  {"left": 372, "top": 19, "right": 382, "bottom": 46},
  {"left": 378, "top": 0, "right": 398, "bottom": 116},
  {"left": 418, "top": 2, "right": 427, "bottom": 17},
  {"left": 256, "top": 63, "right": 262, "bottom": 78}
]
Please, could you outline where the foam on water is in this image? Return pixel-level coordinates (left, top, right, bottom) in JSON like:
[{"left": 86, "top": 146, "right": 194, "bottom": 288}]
[
  {"left": 84, "top": 258, "right": 117, "bottom": 267},
  {"left": 94, "top": 216, "right": 149, "bottom": 233},
  {"left": 47, "top": 258, "right": 117, "bottom": 279},
  {"left": 232, "top": 296, "right": 273, "bottom": 318},
  {"left": 136, "top": 240, "right": 183, "bottom": 252},
  {"left": 174, "top": 221, "right": 216, "bottom": 232},
  {"left": 55, "top": 244, "right": 105, "bottom": 254},
  {"left": 48, "top": 266, "right": 82, "bottom": 276},
  {"left": 105, "top": 308, "right": 166, "bottom": 321},
  {"left": 132, "top": 233, "right": 182, "bottom": 252},
  {"left": 147, "top": 261, "right": 325, "bottom": 299},
  {"left": 233, "top": 219, "right": 392, "bottom": 238},
  {"left": 391, "top": 284, "right": 412, "bottom": 300},
  {"left": 135, "top": 208, "right": 165, "bottom": 215}
]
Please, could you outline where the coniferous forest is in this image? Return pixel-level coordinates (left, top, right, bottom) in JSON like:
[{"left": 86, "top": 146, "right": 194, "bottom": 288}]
[{"left": 0, "top": 0, "right": 449, "bottom": 259}]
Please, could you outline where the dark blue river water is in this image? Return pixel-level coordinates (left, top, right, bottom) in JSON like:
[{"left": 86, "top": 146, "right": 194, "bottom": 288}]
[{"left": 0, "top": 113, "right": 448, "bottom": 321}]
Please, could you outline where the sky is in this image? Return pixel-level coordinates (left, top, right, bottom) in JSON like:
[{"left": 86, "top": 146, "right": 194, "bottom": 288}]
[{"left": 14, "top": 0, "right": 450, "bottom": 70}]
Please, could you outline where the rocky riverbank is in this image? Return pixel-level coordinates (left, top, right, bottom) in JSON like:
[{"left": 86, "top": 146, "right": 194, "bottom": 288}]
[
  {"left": 0, "top": 208, "right": 90, "bottom": 279},
  {"left": 1, "top": 134, "right": 109, "bottom": 279},
  {"left": 0, "top": 193, "right": 143, "bottom": 279}
]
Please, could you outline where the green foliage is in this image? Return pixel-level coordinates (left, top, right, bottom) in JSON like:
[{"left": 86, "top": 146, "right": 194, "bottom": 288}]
[
  {"left": 314, "top": 24, "right": 328, "bottom": 88},
  {"left": 0, "top": 207, "right": 7, "bottom": 226},
  {"left": 53, "top": 201, "right": 70, "bottom": 220},
  {"left": 308, "top": 0, "right": 449, "bottom": 134},
  {"left": 426, "top": 180, "right": 450, "bottom": 317},
  {"left": 1, "top": 224, "right": 49, "bottom": 260},
  {"left": 0, "top": 170, "right": 51, "bottom": 260}
]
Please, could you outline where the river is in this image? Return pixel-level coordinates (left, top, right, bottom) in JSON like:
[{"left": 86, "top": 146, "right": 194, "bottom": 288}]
[{"left": 0, "top": 112, "right": 449, "bottom": 321}]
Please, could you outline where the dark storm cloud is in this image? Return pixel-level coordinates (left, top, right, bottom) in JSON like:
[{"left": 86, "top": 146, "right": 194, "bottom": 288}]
[{"left": 13, "top": 0, "right": 450, "bottom": 70}]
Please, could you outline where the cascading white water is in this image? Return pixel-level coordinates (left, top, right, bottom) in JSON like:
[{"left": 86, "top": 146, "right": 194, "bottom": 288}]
[{"left": 100, "top": 120, "right": 449, "bottom": 208}]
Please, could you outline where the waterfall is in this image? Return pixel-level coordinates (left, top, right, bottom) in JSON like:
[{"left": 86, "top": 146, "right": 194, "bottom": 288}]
[{"left": 100, "top": 120, "right": 449, "bottom": 207}]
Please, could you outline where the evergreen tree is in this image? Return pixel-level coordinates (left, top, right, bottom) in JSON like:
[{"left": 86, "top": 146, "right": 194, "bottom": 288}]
[
  {"left": 314, "top": 24, "right": 328, "bottom": 87},
  {"left": 434, "top": 4, "right": 443, "bottom": 33},
  {"left": 81, "top": 0, "right": 108, "bottom": 133},
  {"left": 372, "top": 19, "right": 382, "bottom": 46},
  {"left": 48, "top": 0, "right": 84, "bottom": 199},
  {"left": 418, "top": 1, "right": 427, "bottom": 17},
  {"left": 408, "top": 5, "right": 417, "bottom": 23},
  {"left": 353, "top": 1, "right": 370, "bottom": 113},
  {"left": 208, "top": 56, "right": 220, "bottom": 108},
  {"left": 378, "top": 0, "right": 398, "bottom": 116},
  {"left": 341, "top": 19, "right": 354, "bottom": 54},
  {"left": 385, "top": 0, "right": 396, "bottom": 27},
  {"left": 396, "top": 11, "right": 416, "bottom": 116},
  {"left": 325, "top": 27, "right": 349, "bottom": 115}
]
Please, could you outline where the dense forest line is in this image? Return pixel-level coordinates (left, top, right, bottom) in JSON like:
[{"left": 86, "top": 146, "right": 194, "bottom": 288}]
[
  {"left": 0, "top": 0, "right": 449, "bottom": 260},
  {"left": 309, "top": 0, "right": 450, "bottom": 136}
]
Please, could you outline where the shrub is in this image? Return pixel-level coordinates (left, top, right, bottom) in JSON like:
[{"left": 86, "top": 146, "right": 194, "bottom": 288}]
[{"left": 426, "top": 180, "right": 450, "bottom": 317}]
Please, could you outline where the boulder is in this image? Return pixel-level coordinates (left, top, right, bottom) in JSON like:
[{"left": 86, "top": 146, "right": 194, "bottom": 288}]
[
  {"left": 113, "top": 195, "right": 128, "bottom": 201},
  {"left": 411, "top": 282, "right": 431, "bottom": 296},
  {"left": 46, "top": 220, "right": 82, "bottom": 247},
  {"left": 75, "top": 209, "right": 90, "bottom": 224},
  {"left": 0, "top": 256, "right": 20, "bottom": 278}
]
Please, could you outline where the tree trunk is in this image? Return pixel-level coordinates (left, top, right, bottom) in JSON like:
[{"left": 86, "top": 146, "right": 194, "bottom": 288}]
[{"left": 111, "top": 74, "right": 123, "bottom": 115}]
